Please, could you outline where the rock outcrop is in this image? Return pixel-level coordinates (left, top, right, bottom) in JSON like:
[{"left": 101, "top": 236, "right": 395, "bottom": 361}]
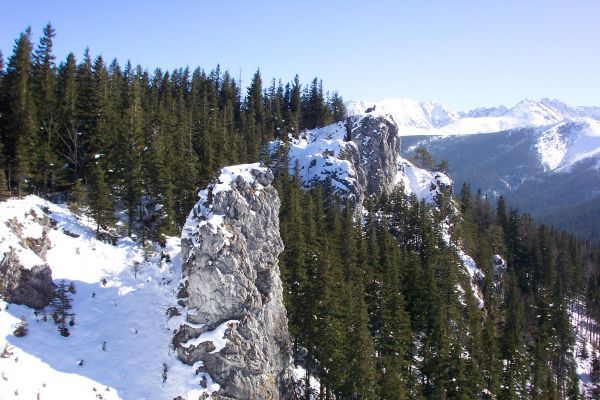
[
  {"left": 173, "top": 163, "right": 293, "bottom": 399},
  {"left": 0, "top": 208, "right": 56, "bottom": 309},
  {"left": 0, "top": 248, "right": 56, "bottom": 309},
  {"left": 278, "top": 115, "right": 451, "bottom": 213}
]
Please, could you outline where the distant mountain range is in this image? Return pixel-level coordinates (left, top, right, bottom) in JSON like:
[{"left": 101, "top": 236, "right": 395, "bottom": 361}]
[
  {"left": 347, "top": 97, "right": 600, "bottom": 136},
  {"left": 347, "top": 97, "right": 600, "bottom": 241}
]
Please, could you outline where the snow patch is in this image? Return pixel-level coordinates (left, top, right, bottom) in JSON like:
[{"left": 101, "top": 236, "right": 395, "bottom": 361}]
[{"left": 180, "top": 320, "right": 238, "bottom": 354}]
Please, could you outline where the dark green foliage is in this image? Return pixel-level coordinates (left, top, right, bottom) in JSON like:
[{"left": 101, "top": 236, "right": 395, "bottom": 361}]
[
  {"left": 274, "top": 165, "right": 600, "bottom": 398},
  {"left": 1, "top": 28, "right": 36, "bottom": 196},
  {"left": 87, "top": 163, "right": 114, "bottom": 233},
  {"left": 0, "top": 26, "right": 343, "bottom": 234},
  {"left": 412, "top": 146, "right": 435, "bottom": 170}
]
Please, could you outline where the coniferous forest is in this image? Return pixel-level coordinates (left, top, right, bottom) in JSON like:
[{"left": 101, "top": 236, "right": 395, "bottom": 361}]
[{"left": 1, "top": 25, "right": 600, "bottom": 399}]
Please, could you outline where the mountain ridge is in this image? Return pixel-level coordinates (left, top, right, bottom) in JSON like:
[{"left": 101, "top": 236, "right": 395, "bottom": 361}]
[{"left": 346, "top": 97, "right": 600, "bottom": 136}]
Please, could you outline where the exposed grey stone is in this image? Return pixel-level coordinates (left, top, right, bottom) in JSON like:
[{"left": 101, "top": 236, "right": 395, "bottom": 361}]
[
  {"left": 174, "top": 165, "right": 293, "bottom": 399},
  {"left": 0, "top": 248, "right": 56, "bottom": 309}
]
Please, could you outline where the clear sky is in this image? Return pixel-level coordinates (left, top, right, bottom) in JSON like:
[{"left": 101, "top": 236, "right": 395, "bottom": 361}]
[{"left": 1, "top": 0, "right": 599, "bottom": 111}]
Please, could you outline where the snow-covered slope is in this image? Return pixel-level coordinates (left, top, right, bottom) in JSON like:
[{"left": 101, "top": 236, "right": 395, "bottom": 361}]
[
  {"left": 347, "top": 97, "right": 600, "bottom": 136},
  {"left": 536, "top": 118, "right": 600, "bottom": 172},
  {"left": 0, "top": 196, "right": 207, "bottom": 399}
]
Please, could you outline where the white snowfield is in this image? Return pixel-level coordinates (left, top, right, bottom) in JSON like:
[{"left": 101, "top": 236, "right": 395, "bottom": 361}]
[
  {"left": 535, "top": 118, "right": 600, "bottom": 172},
  {"left": 0, "top": 196, "right": 215, "bottom": 400}
]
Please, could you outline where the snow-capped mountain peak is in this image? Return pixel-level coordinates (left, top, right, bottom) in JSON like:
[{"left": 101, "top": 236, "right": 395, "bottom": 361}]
[{"left": 347, "top": 97, "right": 600, "bottom": 136}]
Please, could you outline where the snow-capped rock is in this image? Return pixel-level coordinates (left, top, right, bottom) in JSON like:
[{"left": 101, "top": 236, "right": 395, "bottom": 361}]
[
  {"left": 273, "top": 115, "right": 451, "bottom": 212},
  {"left": 176, "top": 163, "right": 293, "bottom": 399}
]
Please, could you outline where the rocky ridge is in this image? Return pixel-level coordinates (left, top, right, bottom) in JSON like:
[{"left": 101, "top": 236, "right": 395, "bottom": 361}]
[
  {"left": 275, "top": 115, "right": 451, "bottom": 213},
  {"left": 173, "top": 163, "right": 293, "bottom": 399}
]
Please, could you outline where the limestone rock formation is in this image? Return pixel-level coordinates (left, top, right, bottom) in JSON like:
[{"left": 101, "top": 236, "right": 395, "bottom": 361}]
[
  {"left": 0, "top": 208, "right": 56, "bottom": 309},
  {"left": 173, "top": 163, "right": 293, "bottom": 399},
  {"left": 0, "top": 248, "right": 56, "bottom": 309},
  {"left": 279, "top": 114, "right": 451, "bottom": 213}
]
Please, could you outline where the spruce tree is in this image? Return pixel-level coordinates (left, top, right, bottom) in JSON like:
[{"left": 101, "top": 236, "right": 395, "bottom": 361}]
[
  {"left": 31, "top": 23, "right": 59, "bottom": 194},
  {"left": 88, "top": 163, "right": 114, "bottom": 233},
  {"left": 2, "top": 28, "right": 36, "bottom": 196}
]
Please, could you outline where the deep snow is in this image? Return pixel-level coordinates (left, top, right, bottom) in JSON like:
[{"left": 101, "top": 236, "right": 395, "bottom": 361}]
[{"left": 0, "top": 196, "right": 212, "bottom": 399}]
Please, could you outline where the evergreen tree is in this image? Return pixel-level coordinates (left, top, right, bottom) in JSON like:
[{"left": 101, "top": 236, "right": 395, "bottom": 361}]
[
  {"left": 87, "top": 163, "right": 114, "bottom": 233},
  {"left": 118, "top": 62, "right": 145, "bottom": 235},
  {"left": 1, "top": 28, "right": 36, "bottom": 196},
  {"left": 327, "top": 91, "right": 346, "bottom": 122},
  {"left": 31, "top": 23, "right": 59, "bottom": 194}
]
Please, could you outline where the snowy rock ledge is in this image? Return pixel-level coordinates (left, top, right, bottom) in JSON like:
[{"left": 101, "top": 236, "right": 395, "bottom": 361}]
[
  {"left": 274, "top": 115, "right": 453, "bottom": 214},
  {"left": 174, "top": 163, "right": 294, "bottom": 399}
]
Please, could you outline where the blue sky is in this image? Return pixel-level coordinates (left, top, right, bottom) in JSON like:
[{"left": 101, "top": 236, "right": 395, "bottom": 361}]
[{"left": 1, "top": 0, "right": 599, "bottom": 111}]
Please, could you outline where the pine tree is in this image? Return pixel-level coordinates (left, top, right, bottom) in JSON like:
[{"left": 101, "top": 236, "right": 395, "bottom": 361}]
[
  {"left": 0, "top": 169, "right": 10, "bottom": 200},
  {"left": 288, "top": 74, "right": 302, "bottom": 136},
  {"left": 1, "top": 27, "right": 36, "bottom": 196},
  {"left": 31, "top": 23, "right": 59, "bottom": 194},
  {"left": 118, "top": 62, "right": 144, "bottom": 235},
  {"left": 327, "top": 91, "right": 346, "bottom": 122},
  {"left": 56, "top": 52, "right": 82, "bottom": 185},
  {"left": 344, "top": 280, "right": 378, "bottom": 400},
  {"left": 243, "top": 70, "right": 265, "bottom": 160},
  {"left": 88, "top": 163, "right": 114, "bottom": 233}
]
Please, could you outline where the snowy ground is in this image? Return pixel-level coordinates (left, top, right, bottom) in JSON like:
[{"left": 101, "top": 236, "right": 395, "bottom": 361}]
[
  {"left": 0, "top": 196, "right": 209, "bottom": 399},
  {"left": 570, "top": 300, "right": 599, "bottom": 397}
]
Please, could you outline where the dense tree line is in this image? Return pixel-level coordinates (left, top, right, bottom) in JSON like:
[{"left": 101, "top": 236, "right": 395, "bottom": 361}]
[
  {"left": 0, "top": 25, "right": 346, "bottom": 240},
  {"left": 275, "top": 165, "right": 600, "bottom": 399}
]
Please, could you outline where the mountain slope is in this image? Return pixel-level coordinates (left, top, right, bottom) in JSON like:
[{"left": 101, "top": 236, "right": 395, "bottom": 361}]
[{"left": 401, "top": 118, "right": 600, "bottom": 241}]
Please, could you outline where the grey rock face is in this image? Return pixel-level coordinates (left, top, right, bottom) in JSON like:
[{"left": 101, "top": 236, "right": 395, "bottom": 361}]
[
  {"left": 0, "top": 248, "right": 56, "bottom": 309},
  {"left": 174, "top": 164, "right": 293, "bottom": 399},
  {"left": 350, "top": 116, "right": 403, "bottom": 198}
]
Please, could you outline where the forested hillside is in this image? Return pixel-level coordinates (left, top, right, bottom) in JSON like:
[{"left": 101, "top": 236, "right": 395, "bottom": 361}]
[
  {"left": 274, "top": 168, "right": 600, "bottom": 399},
  {"left": 1, "top": 25, "right": 600, "bottom": 399},
  {"left": 0, "top": 24, "right": 346, "bottom": 239}
]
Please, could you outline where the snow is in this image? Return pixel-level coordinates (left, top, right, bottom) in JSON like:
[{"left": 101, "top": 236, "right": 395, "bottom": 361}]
[
  {"left": 570, "top": 300, "right": 598, "bottom": 396},
  {"left": 276, "top": 120, "right": 449, "bottom": 204},
  {"left": 292, "top": 365, "right": 321, "bottom": 400},
  {"left": 183, "top": 164, "right": 267, "bottom": 248},
  {"left": 179, "top": 319, "right": 238, "bottom": 354},
  {"left": 440, "top": 221, "right": 485, "bottom": 307},
  {"left": 536, "top": 119, "right": 600, "bottom": 172},
  {"left": 0, "top": 196, "right": 215, "bottom": 399},
  {"left": 347, "top": 97, "right": 600, "bottom": 137},
  {"left": 277, "top": 122, "right": 358, "bottom": 195},
  {"left": 396, "top": 160, "right": 450, "bottom": 203},
  {"left": 212, "top": 163, "right": 267, "bottom": 194}
]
